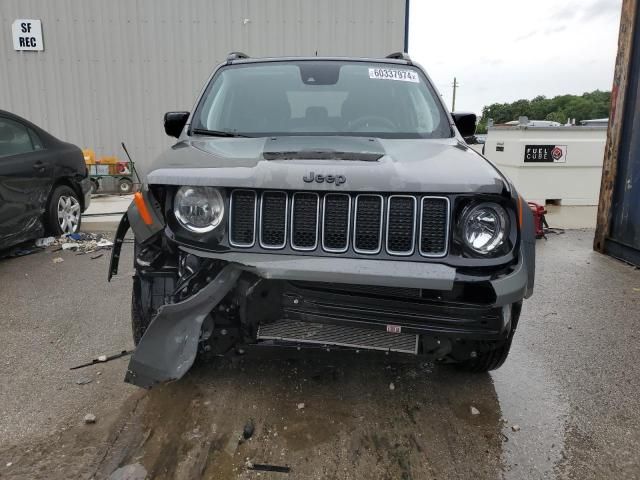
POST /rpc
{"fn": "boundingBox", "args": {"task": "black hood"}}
[146,136,509,194]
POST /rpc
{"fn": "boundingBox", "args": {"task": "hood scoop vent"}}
[263,149,382,161]
[262,136,385,162]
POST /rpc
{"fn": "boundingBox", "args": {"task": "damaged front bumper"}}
[125,264,241,388]
[179,247,529,308]
[110,193,531,388]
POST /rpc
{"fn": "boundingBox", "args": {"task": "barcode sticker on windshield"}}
[368,68,419,83]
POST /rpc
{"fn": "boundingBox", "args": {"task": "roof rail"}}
[226,52,250,63]
[385,52,411,62]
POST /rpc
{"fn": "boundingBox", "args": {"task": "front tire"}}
[457,301,522,372]
[45,185,82,236]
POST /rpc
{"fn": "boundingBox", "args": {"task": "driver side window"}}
[0,117,36,158]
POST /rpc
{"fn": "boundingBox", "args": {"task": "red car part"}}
[528,202,547,239]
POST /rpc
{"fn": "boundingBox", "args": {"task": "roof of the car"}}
[0,109,24,121]
[0,109,39,129]
[0,109,58,142]
[225,56,412,66]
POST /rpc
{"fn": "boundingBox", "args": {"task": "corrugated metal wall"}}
[606,4,640,266]
[0,0,406,175]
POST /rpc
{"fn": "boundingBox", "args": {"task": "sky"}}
[409,0,623,115]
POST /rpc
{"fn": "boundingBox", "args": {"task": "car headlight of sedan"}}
[460,202,509,255]
[174,186,224,233]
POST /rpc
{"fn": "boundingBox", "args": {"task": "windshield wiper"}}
[192,128,252,138]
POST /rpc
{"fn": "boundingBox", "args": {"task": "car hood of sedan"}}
[146,136,508,194]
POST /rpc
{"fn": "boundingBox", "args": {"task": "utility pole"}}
[452,77,459,111]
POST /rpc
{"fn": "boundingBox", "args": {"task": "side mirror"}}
[164,111,190,138]
[451,112,477,138]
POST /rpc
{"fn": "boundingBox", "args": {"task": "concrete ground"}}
[82,194,132,231]
[0,230,639,479]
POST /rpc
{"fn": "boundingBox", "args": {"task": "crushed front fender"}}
[125,264,242,388]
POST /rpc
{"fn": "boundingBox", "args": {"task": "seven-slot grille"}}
[229,190,449,257]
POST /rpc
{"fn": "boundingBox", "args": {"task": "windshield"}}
[192,61,452,139]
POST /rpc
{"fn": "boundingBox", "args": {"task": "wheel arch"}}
[49,176,86,210]
[42,180,83,236]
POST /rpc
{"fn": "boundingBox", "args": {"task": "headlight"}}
[460,202,509,255]
[174,186,224,233]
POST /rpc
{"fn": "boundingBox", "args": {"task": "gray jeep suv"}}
[109,53,535,388]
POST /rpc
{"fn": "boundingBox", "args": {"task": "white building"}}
[0,0,409,174]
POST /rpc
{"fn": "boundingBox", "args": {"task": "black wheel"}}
[45,185,82,236]
[457,302,522,372]
[118,178,133,194]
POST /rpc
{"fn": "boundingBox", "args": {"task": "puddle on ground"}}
[492,343,570,479]
[90,353,508,479]
[2,347,571,479]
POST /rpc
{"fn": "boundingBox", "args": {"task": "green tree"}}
[479,90,610,126]
[545,111,566,123]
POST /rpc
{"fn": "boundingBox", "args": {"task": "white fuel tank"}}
[483,126,607,206]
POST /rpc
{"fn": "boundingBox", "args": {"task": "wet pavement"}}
[0,229,639,479]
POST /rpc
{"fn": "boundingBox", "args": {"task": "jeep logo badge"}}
[302,172,346,186]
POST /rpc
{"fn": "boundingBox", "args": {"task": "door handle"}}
[33,161,48,170]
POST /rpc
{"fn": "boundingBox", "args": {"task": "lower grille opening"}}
[257,320,419,354]
[291,280,497,305]
[290,281,422,300]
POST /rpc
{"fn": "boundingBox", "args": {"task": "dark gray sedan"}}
[0,110,91,250]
